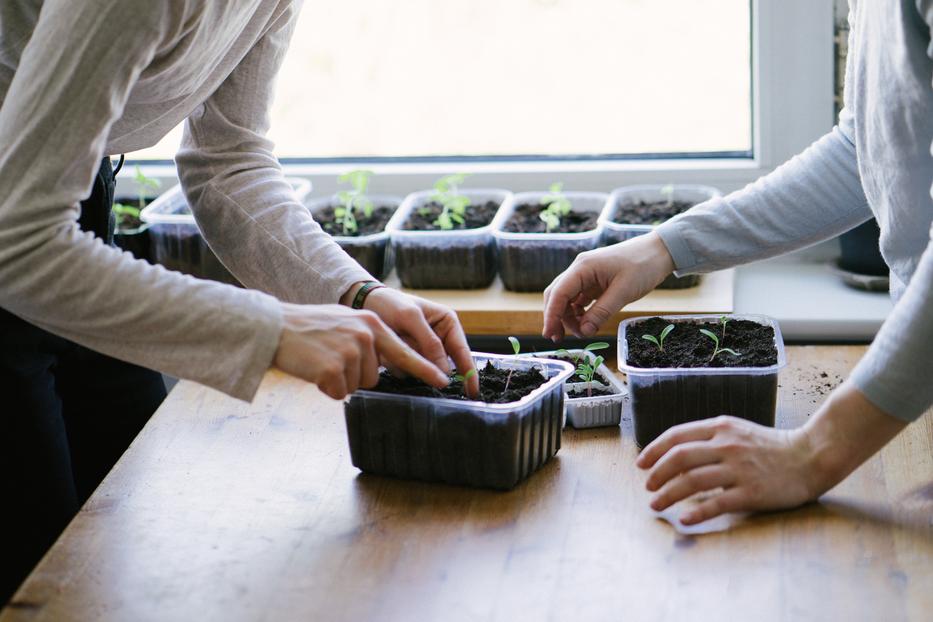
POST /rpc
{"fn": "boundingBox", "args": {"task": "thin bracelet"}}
[351,281,386,309]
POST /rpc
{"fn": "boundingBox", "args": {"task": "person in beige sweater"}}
[0,0,477,602]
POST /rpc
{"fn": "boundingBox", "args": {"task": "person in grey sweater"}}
[0,0,478,603]
[544,0,932,526]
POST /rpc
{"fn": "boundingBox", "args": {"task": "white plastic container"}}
[386,189,511,289]
[493,191,610,292]
[141,178,312,284]
[600,184,720,290]
[304,194,403,281]
[344,353,574,490]
[618,314,787,448]
[522,349,627,429]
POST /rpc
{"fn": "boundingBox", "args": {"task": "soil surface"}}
[612,199,696,225]
[503,203,599,234]
[626,316,777,369]
[315,204,396,237]
[402,200,499,231]
[369,360,546,404]
[568,386,617,398]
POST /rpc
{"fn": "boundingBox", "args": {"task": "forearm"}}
[800,382,907,496]
[177,6,371,305]
[657,123,873,274]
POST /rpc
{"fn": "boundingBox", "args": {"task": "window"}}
[135,0,752,162]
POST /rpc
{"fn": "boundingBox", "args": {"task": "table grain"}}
[3,346,931,622]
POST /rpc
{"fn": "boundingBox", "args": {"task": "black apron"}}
[0,157,167,605]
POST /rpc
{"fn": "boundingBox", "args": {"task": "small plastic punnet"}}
[344,353,574,490]
[386,189,511,289]
[493,191,610,292]
[304,194,402,281]
[618,314,787,448]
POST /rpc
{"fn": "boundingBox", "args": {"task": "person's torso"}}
[0,0,292,154]
[847,0,933,297]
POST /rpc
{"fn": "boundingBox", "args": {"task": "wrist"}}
[632,231,676,280]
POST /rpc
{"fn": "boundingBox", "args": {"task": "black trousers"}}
[0,159,166,605]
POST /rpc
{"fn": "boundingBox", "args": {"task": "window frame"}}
[125,0,836,198]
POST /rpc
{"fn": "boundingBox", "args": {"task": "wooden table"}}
[385,269,734,335]
[3,346,931,622]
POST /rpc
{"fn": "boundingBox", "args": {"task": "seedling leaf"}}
[508,336,521,356]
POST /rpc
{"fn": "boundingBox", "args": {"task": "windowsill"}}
[734,249,892,342]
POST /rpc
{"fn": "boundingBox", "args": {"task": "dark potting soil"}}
[567,386,617,398]
[502,203,599,234]
[370,360,546,404]
[314,204,396,237]
[612,200,696,225]
[402,201,500,231]
[626,317,777,369]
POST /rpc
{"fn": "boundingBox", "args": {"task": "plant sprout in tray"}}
[428,173,471,230]
[334,169,374,235]
[642,324,675,352]
[539,182,572,233]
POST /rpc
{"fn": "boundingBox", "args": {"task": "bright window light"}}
[134,0,752,161]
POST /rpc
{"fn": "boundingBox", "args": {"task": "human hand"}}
[635,382,907,526]
[635,416,818,525]
[359,288,479,398]
[542,232,675,341]
[273,302,450,400]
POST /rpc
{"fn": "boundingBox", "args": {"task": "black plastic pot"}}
[344,354,573,490]
[386,189,509,289]
[618,315,787,448]
[114,225,152,263]
[839,219,888,276]
[493,192,607,293]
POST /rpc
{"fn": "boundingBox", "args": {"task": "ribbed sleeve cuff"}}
[849,357,929,423]
[214,290,283,402]
[655,219,701,276]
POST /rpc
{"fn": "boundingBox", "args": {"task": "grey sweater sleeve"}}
[0,1,282,401]
[175,6,373,304]
[655,112,873,274]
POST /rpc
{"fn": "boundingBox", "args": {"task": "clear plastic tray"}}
[522,349,627,429]
[618,314,786,447]
[344,352,574,490]
[385,189,511,289]
[599,184,721,244]
[304,194,403,281]
[493,191,610,292]
[140,178,312,284]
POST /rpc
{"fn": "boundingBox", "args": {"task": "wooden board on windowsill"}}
[384,268,734,336]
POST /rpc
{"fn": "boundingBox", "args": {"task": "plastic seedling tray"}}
[140,178,312,284]
[305,194,402,280]
[618,314,786,448]
[599,185,721,289]
[521,349,627,429]
[386,189,510,289]
[344,353,574,490]
[493,191,609,292]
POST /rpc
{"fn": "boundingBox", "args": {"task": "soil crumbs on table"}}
[612,200,697,225]
[626,316,777,368]
[314,204,396,236]
[503,203,599,233]
[402,201,500,231]
[370,360,546,403]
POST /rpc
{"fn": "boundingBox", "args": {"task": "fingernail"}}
[581,322,596,336]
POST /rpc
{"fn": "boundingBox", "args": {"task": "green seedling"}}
[660,184,675,208]
[504,336,521,393]
[539,182,572,233]
[113,165,160,229]
[555,341,610,366]
[575,354,606,398]
[452,368,477,383]
[642,324,675,352]
[699,328,741,363]
[430,173,471,230]
[719,315,730,340]
[334,169,375,235]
